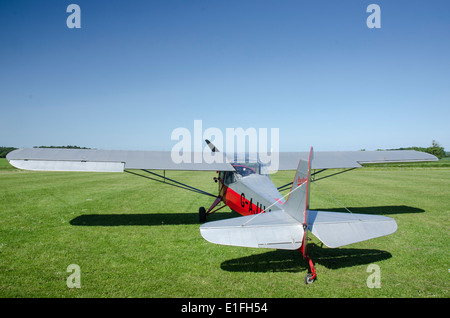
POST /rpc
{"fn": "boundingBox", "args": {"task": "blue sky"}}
[1,0,449,152]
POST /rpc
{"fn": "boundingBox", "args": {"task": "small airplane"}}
[7,142,437,283]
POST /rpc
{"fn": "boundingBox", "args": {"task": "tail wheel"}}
[199,207,206,223]
[304,273,316,284]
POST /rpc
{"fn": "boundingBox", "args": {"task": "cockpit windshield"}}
[232,163,257,177]
[220,162,268,186]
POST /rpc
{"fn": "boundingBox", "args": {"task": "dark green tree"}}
[0,147,17,158]
[426,140,445,159]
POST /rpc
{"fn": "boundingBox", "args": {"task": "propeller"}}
[205,139,220,153]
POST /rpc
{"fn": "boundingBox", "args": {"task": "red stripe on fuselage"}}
[222,185,267,216]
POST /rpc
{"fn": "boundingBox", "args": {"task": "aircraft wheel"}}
[199,207,206,223]
[304,273,316,284]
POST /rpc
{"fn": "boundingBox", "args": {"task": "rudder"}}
[284,147,313,224]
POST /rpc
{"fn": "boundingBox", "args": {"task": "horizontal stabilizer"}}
[200,211,304,250]
[307,211,398,248]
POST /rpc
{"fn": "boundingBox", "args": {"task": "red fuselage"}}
[215,164,277,216]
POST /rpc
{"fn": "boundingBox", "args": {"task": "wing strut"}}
[277,168,357,192]
[312,168,357,182]
[125,169,216,198]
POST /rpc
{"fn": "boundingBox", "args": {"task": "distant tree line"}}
[32,145,91,149]
[382,140,446,159]
[0,145,90,158]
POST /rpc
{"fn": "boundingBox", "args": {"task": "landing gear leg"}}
[199,196,224,223]
[303,254,317,284]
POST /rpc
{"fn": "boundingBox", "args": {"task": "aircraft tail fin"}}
[283,147,313,224]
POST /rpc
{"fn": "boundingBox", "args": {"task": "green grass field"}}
[0,158,449,298]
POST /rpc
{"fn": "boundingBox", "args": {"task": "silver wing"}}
[277,150,438,170]
[6,148,235,172]
[6,147,437,172]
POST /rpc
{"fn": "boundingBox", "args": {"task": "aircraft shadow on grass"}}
[69,211,235,226]
[71,213,200,226]
[220,245,392,273]
[69,205,424,227]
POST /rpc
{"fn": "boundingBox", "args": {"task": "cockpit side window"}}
[220,171,235,185]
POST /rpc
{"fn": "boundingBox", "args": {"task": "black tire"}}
[199,207,206,223]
